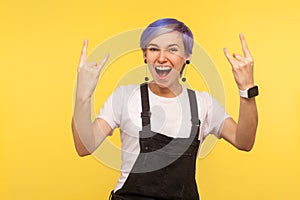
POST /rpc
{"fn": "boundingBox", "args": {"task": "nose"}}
[157,49,168,63]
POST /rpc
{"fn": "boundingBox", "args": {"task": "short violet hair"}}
[140,18,194,56]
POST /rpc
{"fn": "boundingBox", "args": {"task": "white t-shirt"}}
[96,84,230,191]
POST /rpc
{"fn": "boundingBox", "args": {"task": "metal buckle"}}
[141,111,151,118]
[191,119,201,127]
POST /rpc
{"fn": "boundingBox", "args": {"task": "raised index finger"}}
[239,33,252,59]
[79,39,88,66]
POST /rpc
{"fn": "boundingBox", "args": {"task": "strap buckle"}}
[141,111,151,118]
[191,119,201,127]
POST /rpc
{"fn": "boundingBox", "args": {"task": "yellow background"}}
[1,0,300,199]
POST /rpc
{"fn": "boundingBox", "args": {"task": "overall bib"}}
[110,83,201,200]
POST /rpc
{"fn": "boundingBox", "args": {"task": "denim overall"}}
[110,83,201,200]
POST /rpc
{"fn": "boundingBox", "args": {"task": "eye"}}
[148,47,159,52]
[169,48,178,52]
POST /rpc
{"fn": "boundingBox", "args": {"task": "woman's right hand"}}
[76,39,110,101]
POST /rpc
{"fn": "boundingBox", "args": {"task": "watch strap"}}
[239,88,248,98]
[239,85,258,98]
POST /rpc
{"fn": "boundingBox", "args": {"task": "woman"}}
[72,18,258,200]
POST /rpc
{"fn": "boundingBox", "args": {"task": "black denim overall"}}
[110,83,201,200]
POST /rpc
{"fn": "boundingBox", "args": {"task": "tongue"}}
[158,70,169,77]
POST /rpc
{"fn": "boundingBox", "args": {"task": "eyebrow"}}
[147,43,180,48]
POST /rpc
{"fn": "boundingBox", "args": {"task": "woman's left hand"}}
[223,33,254,90]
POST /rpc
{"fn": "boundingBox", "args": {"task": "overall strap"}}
[140,83,151,131]
[187,89,201,136]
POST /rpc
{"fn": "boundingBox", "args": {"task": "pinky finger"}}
[223,48,235,66]
[97,53,110,69]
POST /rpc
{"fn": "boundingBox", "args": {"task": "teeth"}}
[155,66,171,71]
[155,65,172,77]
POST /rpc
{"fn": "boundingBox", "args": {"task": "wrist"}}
[239,85,259,99]
[238,82,255,91]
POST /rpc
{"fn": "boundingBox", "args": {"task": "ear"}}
[186,54,192,62]
[142,49,147,60]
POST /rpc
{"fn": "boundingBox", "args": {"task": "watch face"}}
[248,85,259,98]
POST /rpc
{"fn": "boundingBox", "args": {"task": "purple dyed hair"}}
[140,18,194,56]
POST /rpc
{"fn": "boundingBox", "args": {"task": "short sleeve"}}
[197,92,231,140]
[95,86,124,131]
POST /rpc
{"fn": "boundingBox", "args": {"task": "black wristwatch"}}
[239,85,259,98]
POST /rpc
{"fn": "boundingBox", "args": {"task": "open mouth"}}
[155,66,172,78]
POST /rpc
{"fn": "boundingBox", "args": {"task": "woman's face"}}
[144,31,189,88]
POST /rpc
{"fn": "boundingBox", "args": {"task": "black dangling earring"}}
[144,59,149,82]
[181,60,190,82]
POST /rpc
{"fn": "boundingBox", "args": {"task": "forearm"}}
[235,97,258,151]
[72,97,95,156]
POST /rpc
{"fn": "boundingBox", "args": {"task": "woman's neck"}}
[149,81,182,98]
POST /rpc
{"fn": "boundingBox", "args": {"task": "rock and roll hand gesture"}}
[76,39,110,101]
[223,33,254,91]
[220,33,258,152]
